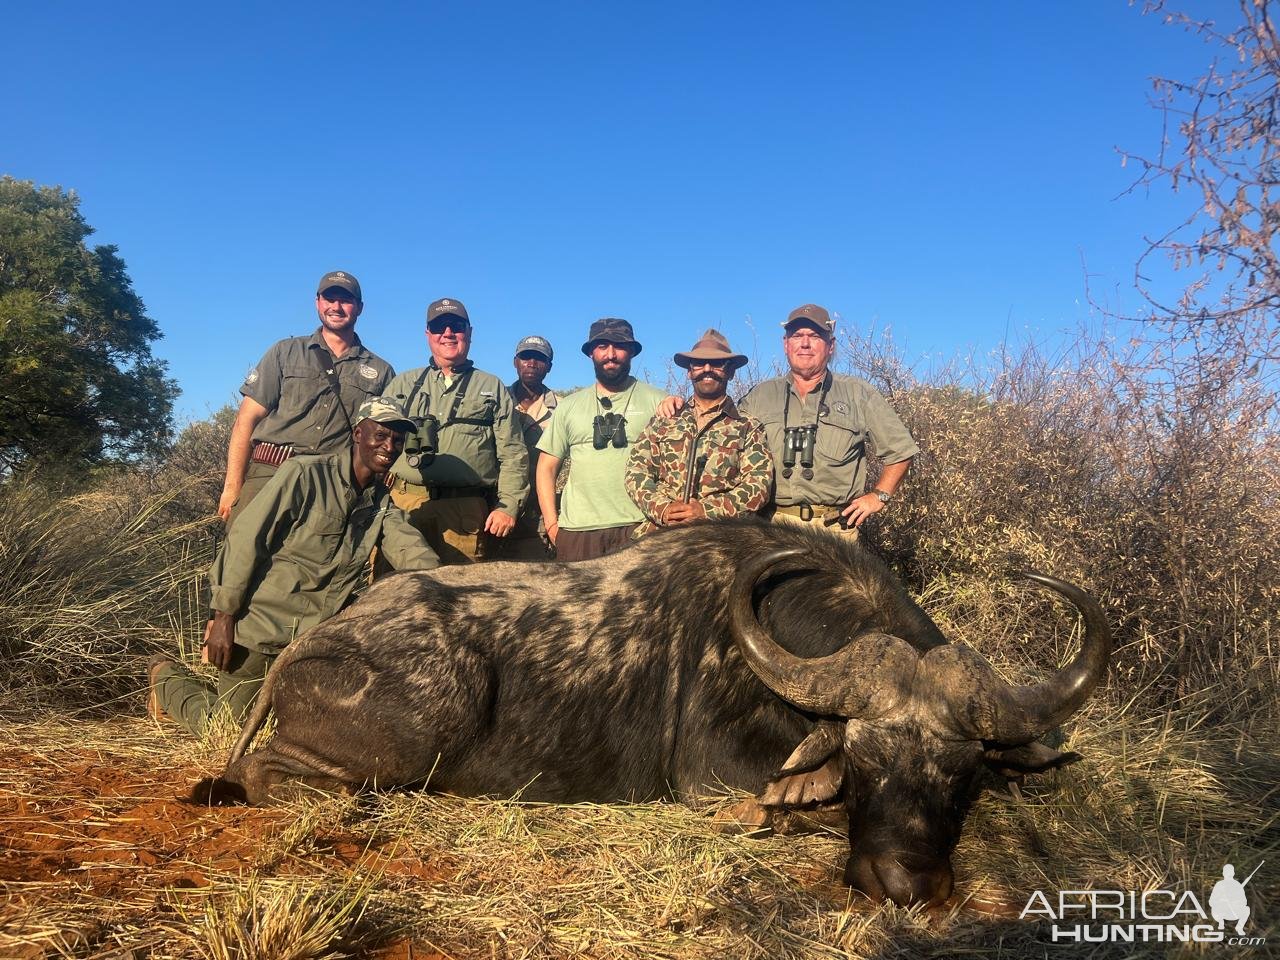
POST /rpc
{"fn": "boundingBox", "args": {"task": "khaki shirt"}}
[509,382,558,536]
[738,372,919,508]
[241,329,395,454]
[384,360,530,518]
[209,452,439,653]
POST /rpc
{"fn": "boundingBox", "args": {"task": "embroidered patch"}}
[833,401,849,415]
[244,368,260,385]
[359,364,379,380]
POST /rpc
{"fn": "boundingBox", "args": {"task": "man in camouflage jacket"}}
[625,330,772,537]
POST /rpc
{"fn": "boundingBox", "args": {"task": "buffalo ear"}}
[760,721,845,809]
[777,720,844,777]
[983,740,1082,778]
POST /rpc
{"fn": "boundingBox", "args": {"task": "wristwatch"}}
[871,488,893,504]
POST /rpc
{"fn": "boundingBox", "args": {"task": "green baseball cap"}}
[317,270,362,301]
[355,396,416,432]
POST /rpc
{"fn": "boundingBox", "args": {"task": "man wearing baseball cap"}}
[625,330,773,537]
[216,270,396,526]
[535,318,667,560]
[496,335,559,559]
[382,298,529,564]
[149,397,438,735]
[737,304,918,535]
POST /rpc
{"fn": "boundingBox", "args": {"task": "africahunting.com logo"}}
[1021,862,1266,946]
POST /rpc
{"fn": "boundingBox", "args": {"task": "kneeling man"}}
[148,397,439,735]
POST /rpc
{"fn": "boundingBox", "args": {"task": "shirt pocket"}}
[700,437,744,486]
[815,415,862,467]
[305,511,349,568]
[279,363,327,419]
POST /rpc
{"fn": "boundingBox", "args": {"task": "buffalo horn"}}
[984,571,1112,743]
[728,548,919,718]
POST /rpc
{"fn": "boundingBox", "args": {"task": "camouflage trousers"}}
[153,644,277,737]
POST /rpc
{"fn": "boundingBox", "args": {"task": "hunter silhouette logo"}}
[1211,862,1261,935]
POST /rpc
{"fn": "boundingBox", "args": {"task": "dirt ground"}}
[0,723,453,958]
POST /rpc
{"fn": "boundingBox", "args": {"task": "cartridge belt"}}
[250,441,295,467]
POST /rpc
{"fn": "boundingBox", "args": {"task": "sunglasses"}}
[689,359,730,370]
[428,318,469,335]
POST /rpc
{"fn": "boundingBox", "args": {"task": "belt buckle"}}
[799,503,813,522]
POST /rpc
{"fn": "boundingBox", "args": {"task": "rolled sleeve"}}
[378,505,441,571]
[491,388,530,517]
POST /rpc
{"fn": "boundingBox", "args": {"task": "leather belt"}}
[393,477,490,500]
[250,441,294,467]
[772,503,842,523]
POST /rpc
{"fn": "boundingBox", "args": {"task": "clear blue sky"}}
[4,1,1217,422]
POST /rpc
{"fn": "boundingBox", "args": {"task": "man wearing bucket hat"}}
[737,304,918,535]
[383,298,529,565]
[217,270,396,526]
[624,330,773,537]
[495,335,559,560]
[535,319,666,561]
[148,397,439,736]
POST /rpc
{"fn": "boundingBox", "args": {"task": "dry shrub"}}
[846,322,1280,722]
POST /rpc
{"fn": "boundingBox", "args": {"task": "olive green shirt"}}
[509,382,558,536]
[209,452,439,654]
[385,360,530,518]
[738,372,919,508]
[241,329,395,454]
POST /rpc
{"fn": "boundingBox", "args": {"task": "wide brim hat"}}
[674,328,748,371]
[581,317,643,356]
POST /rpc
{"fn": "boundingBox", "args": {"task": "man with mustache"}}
[624,330,772,537]
[383,298,529,564]
[148,397,438,735]
[217,271,395,526]
[738,304,918,535]
[535,319,666,561]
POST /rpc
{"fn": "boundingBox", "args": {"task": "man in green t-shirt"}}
[535,319,665,561]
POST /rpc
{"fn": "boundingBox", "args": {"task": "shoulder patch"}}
[244,367,260,385]
[359,364,379,380]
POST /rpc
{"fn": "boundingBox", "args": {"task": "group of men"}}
[147,270,919,736]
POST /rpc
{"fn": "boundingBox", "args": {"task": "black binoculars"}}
[782,425,816,471]
[403,414,440,468]
[592,412,628,449]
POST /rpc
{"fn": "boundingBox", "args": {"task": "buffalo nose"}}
[846,851,953,906]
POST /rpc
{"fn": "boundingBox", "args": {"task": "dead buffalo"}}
[196,518,1110,906]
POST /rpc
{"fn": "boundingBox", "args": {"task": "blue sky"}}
[4,2,1218,421]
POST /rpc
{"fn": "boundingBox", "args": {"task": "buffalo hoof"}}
[712,798,774,835]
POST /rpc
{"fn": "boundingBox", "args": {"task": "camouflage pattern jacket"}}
[624,397,773,538]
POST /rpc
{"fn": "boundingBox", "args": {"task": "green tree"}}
[0,176,177,472]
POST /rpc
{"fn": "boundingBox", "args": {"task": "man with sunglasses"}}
[737,304,918,535]
[624,330,772,537]
[217,270,395,526]
[383,298,528,564]
[535,318,666,561]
